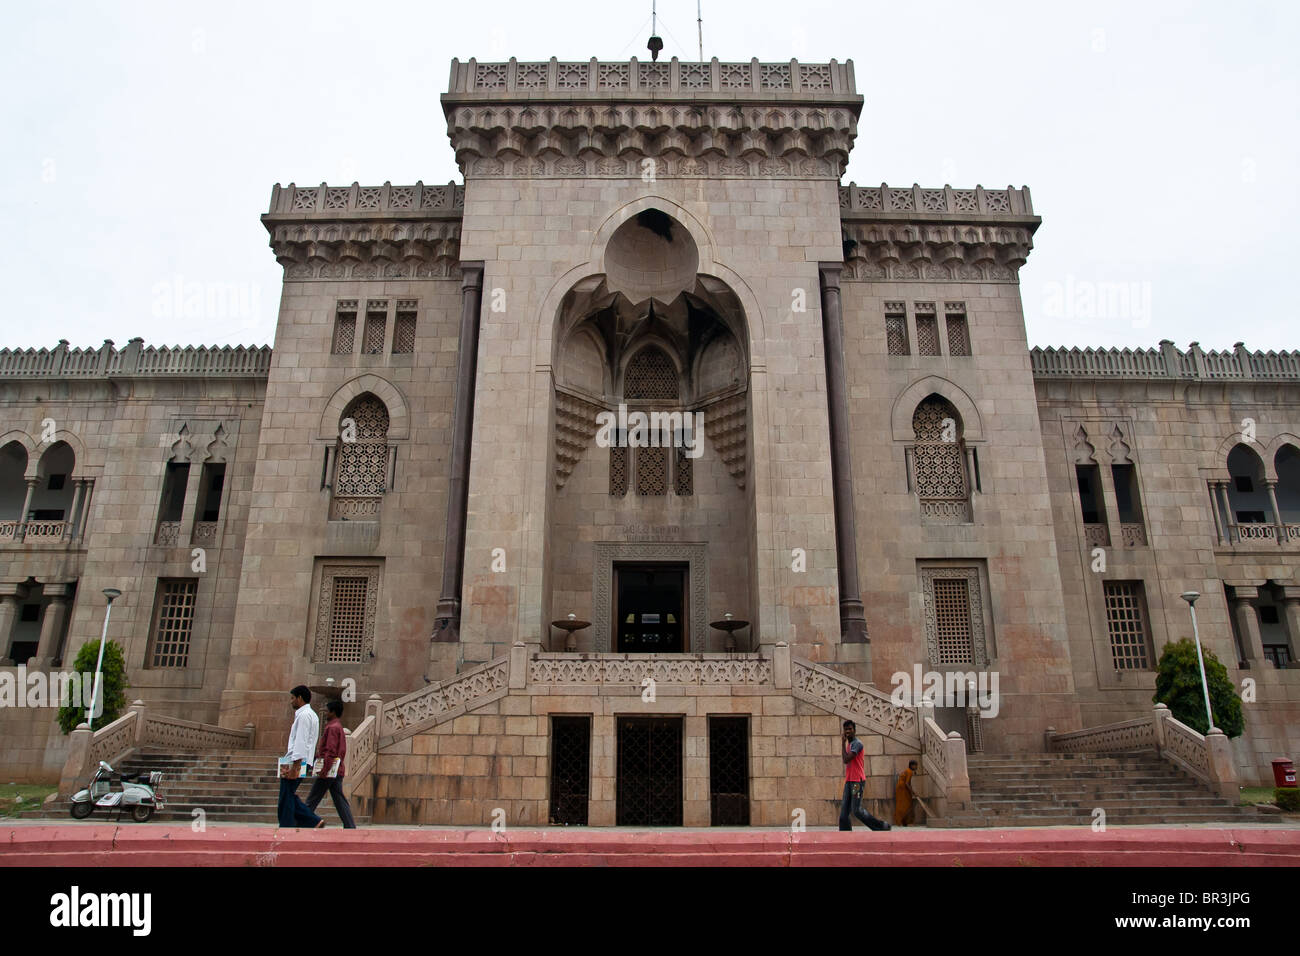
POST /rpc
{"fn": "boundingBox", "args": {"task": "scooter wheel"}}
[131,805,155,823]
[70,802,93,819]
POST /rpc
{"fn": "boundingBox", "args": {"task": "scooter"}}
[69,760,164,822]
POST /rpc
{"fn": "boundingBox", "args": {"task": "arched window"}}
[332,394,391,519]
[612,345,693,497]
[911,396,971,523]
[625,347,679,401]
[1226,444,1273,541]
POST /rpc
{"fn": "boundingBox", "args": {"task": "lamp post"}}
[1179,591,1216,733]
[87,588,121,729]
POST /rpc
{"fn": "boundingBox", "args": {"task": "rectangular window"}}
[363,301,387,354]
[1112,464,1143,523]
[932,577,973,664]
[1104,581,1151,670]
[393,301,417,354]
[915,312,940,356]
[332,301,357,355]
[312,563,381,663]
[708,716,750,826]
[148,579,197,668]
[197,463,225,522]
[1076,464,1103,524]
[885,302,908,355]
[945,312,971,356]
[158,461,190,522]
[919,564,990,667]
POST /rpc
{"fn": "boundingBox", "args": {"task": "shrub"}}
[57,640,129,733]
[1276,787,1300,813]
[1152,637,1244,738]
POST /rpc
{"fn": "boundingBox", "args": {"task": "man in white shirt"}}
[277,685,323,829]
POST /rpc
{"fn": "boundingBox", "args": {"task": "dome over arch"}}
[603,208,700,306]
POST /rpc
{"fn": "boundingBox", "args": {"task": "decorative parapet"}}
[342,709,377,802]
[262,182,463,279]
[1031,341,1300,382]
[140,713,256,752]
[527,652,772,685]
[379,656,510,746]
[442,58,862,180]
[840,184,1039,282]
[447,57,857,97]
[790,657,919,747]
[1047,715,1155,754]
[0,339,272,381]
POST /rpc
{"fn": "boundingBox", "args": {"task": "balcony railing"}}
[330,497,380,520]
[1119,523,1147,548]
[1083,523,1110,547]
[155,521,182,546]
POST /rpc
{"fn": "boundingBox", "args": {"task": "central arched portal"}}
[545,208,756,652]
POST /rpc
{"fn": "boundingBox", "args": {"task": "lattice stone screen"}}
[625,348,679,400]
[946,314,971,356]
[363,306,386,354]
[637,446,667,495]
[313,564,381,663]
[674,446,693,496]
[393,302,416,354]
[333,396,390,519]
[332,302,357,355]
[610,445,628,496]
[920,567,989,667]
[886,314,909,355]
[1104,581,1151,670]
[912,397,970,522]
[148,578,197,668]
[916,314,940,356]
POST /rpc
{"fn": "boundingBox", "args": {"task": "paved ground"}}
[4,823,1300,866]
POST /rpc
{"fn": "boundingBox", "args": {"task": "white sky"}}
[2,0,1296,350]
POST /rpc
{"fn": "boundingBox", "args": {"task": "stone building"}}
[1,56,1296,826]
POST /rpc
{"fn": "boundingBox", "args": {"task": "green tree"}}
[57,640,129,733]
[1153,637,1244,738]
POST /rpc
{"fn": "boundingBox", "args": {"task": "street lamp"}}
[1179,591,1216,733]
[87,588,121,729]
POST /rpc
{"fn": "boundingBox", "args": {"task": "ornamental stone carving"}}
[842,220,1036,283]
[528,654,771,686]
[791,658,920,747]
[380,657,510,743]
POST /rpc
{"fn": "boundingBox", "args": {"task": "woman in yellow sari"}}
[895,760,919,825]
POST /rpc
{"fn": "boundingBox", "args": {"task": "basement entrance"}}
[616,716,683,826]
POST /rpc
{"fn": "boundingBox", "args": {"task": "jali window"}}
[313,563,381,663]
[911,396,971,523]
[332,395,390,519]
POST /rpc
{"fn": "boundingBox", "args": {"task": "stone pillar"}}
[943,730,970,809]
[1205,728,1239,800]
[0,586,23,665]
[817,263,869,647]
[127,699,148,745]
[1265,479,1286,546]
[63,479,85,542]
[1098,464,1124,544]
[16,477,38,540]
[59,722,93,796]
[1230,586,1266,664]
[29,584,71,668]
[77,478,96,545]
[1206,481,1225,545]
[771,641,791,689]
[509,641,528,689]
[1215,481,1236,544]
[1279,588,1300,663]
[433,262,485,644]
[364,693,383,727]
[1152,702,1170,750]
[181,457,206,546]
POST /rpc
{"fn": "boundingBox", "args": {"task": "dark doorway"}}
[616,716,683,826]
[549,716,591,825]
[708,716,750,826]
[615,563,686,652]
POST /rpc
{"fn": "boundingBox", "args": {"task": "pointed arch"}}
[890,376,983,442]
[318,375,409,440]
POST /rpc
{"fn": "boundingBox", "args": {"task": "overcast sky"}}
[2,0,1295,351]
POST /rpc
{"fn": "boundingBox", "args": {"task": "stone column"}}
[0,586,23,665]
[16,477,38,540]
[1205,728,1239,800]
[817,263,869,647]
[1214,481,1235,544]
[433,262,485,643]
[1098,464,1123,545]
[181,457,206,546]
[63,479,85,542]
[77,478,96,545]
[1230,585,1266,664]
[1279,587,1300,665]
[1206,480,1225,545]
[1265,479,1286,546]
[29,584,71,669]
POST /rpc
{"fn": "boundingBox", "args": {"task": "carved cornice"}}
[444,103,858,179]
[841,219,1037,283]
[265,220,462,280]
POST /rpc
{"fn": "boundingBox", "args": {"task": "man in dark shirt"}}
[304,699,357,828]
[839,720,890,831]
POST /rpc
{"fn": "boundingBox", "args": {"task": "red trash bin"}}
[1272,758,1296,787]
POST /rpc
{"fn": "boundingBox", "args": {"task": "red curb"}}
[3,825,1298,867]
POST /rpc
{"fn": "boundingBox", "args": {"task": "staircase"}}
[932,752,1264,828]
[34,749,370,827]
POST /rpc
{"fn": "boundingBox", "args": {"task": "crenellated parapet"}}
[840,183,1040,282]
[261,181,464,280]
[0,338,272,379]
[441,57,863,180]
[1032,341,1300,381]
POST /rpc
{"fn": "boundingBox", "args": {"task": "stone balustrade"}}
[789,656,919,747]
[0,338,272,381]
[839,183,1036,218]
[1032,340,1300,382]
[342,697,381,803]
[1046,703,1238,799]
[448,57,856,96]
[265,181,464,219]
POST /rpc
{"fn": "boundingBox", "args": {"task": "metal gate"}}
[549,716,591,825]
[616,716,683,826]
[708,716,750,826]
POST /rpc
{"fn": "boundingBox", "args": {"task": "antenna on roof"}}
[647,0,663,61]
[697,0,703,62]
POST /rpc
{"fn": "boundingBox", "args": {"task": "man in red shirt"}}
[304,699,357,828]
[839,720,890,831]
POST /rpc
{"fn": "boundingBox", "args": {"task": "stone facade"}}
[1,57,1298,822]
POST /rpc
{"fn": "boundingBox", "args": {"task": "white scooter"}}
[69,761,164,822]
